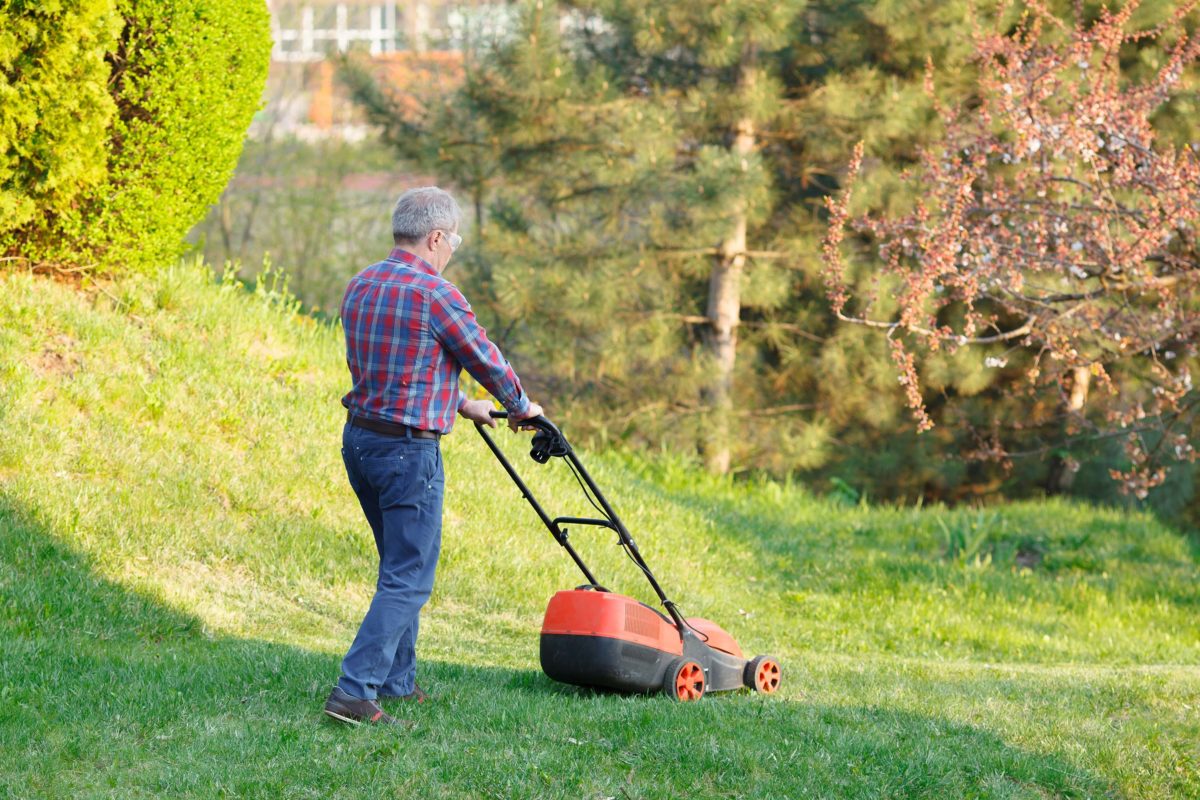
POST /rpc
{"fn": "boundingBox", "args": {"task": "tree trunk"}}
[1047,365,1091,493]
[700,48,756,474]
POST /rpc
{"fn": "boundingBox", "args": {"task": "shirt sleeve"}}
[431,283,531,416]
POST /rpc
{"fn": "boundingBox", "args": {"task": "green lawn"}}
[0,264,1197,798]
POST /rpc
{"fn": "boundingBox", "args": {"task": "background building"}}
[259,0,510,140]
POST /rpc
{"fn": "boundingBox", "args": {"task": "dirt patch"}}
[247,336,294,363]
[25,261,90,287]
[1014,547,1044,569]
[30,334,82,379]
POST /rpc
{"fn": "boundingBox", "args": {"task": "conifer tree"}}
[489,0,996,476]
[344,0,994,477]
[347,0,1195,509]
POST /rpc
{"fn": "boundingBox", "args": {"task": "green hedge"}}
[0,0,121,238]
[1,0,270,275]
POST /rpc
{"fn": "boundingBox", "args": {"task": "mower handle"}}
[487,409,561,437]
[474,407,685,629]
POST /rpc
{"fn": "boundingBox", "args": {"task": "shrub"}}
[0,0,121,238]
[1,0,270,275]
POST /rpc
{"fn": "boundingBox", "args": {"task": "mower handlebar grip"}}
[484,410,560,437]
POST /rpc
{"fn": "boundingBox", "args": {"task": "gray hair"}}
[391,187,462,243]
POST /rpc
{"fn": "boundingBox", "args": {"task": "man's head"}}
[391,187,463,273]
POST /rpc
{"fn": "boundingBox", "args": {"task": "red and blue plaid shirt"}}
[340,248,530,433]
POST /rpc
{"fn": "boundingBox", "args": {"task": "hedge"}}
[0,0,121,239]
[0,0,270,275]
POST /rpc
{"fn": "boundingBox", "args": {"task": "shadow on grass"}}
[0,497,1114,799]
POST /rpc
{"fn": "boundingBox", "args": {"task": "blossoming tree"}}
[823,0,1200,497]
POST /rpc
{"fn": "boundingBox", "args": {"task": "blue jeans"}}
[337,423,445,700]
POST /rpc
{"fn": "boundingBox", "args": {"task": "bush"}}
[1,0,270,275]
[0,0,121,237]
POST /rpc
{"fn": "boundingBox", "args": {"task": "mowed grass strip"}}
[0,264,1197,799]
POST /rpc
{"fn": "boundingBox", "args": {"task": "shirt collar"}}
[385,247,439,277]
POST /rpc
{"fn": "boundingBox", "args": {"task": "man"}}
[324,187,542,726]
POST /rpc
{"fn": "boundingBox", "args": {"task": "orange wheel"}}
[744,655,781,694]
[663,658,706,702]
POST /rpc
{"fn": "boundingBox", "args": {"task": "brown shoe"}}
[323,686,409,726]
[381,683,430,704]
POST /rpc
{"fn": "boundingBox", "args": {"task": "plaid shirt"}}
[340,248,530,433]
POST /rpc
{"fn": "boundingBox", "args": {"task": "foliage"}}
[342,0,945,474]
[1,264,1198,796]
[0,0,121,239]
[825,0,1200,499]
[335,0,1200,515]
[1,0,270,275]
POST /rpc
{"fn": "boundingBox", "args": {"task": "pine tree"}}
[344,0,1195,510]
[548,0,993,474]
[343,0,994,477]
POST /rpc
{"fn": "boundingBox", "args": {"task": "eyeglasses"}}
[438,230,462,252]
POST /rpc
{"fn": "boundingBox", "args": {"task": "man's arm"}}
[431,283,537,421]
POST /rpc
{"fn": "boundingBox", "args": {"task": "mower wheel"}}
[744,655,782,694]
[663,658,706,702]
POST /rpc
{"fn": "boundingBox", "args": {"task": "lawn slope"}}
[1,264,1197,799]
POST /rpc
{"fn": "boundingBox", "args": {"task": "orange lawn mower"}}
[475,412,781,702]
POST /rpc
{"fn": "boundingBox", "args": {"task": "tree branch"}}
[835,312,1035,344]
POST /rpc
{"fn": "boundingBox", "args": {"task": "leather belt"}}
[347,411,441,440]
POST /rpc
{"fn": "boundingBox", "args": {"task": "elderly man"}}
[324,187,542,726]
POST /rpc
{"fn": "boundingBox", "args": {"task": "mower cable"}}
[562,459,657,582]
[564,457,611,524]
[562,456,650,578]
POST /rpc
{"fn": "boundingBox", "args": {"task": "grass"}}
[0,262,1197,798]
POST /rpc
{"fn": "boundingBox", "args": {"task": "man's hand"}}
[509,401,544,432]
[459,398,499,427]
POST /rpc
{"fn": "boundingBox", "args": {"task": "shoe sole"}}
[323,707,362,726]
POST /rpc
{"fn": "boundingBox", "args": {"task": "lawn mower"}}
[475,412,781,702]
